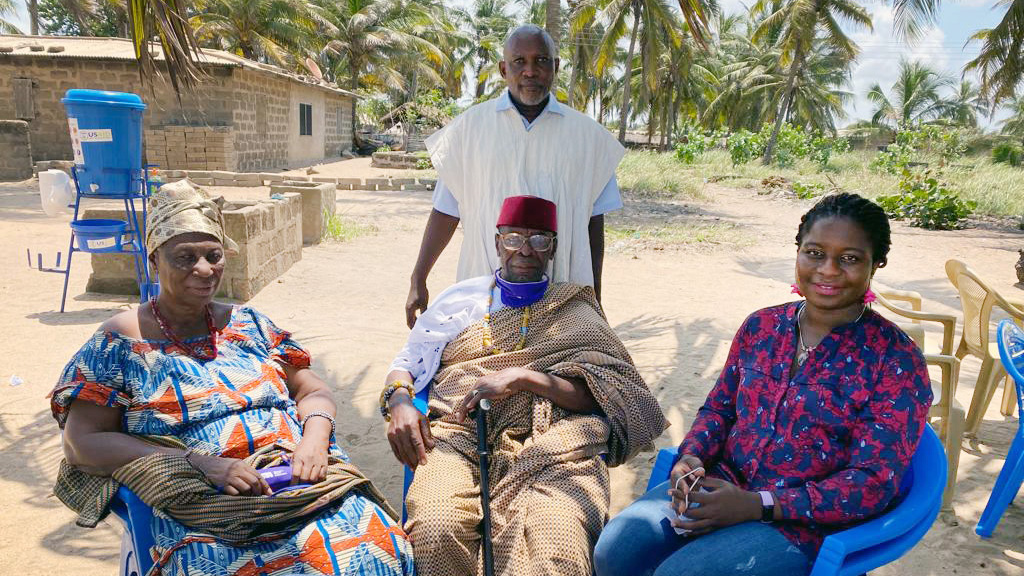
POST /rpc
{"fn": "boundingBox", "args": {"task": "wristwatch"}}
[758,490,775,523]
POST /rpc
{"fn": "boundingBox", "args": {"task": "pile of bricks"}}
[371,151,428,169]
[145,126,236,171]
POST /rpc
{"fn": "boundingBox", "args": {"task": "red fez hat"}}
[496,195,557,233]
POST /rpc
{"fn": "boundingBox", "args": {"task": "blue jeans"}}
[594,481,812,576]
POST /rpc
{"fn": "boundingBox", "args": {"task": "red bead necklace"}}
[150,298,219,360]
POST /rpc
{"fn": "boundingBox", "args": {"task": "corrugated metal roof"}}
[0,35,357,98]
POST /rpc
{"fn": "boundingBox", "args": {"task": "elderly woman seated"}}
[51,181,414,576]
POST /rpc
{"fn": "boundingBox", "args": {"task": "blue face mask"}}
[495,269,549,308]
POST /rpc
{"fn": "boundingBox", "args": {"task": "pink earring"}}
[863,288,876,304]
[790,284,803,297]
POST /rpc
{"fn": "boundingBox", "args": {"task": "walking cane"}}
[475,398,496,576]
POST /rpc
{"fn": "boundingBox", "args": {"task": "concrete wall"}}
[0,119,32,180]
[0,57,235,161]
[269,181,336,244]
[0,56,354,170]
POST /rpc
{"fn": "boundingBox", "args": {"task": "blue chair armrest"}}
[809,426,946,576]
[110,486,157,576]
[646,448,680,493]
[412,385,429,416]
[401,385,431,523]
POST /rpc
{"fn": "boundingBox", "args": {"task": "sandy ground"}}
[2,157,1024,575]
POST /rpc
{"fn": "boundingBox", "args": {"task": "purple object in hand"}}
[259,465,293,492]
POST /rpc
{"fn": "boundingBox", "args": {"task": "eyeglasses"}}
[674,466,705,511]
[498,232,555,253]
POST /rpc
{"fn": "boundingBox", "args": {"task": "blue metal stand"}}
[30,165,156,312]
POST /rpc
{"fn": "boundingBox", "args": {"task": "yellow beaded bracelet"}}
[379,380,416,421]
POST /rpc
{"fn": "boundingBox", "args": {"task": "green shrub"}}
[375,145,391,153]
[792,181,827,199]
[992,142,1023,167]
[759,123,811,167]
[726,130,764,166]
[674,124,710,164]
[937,129,967,166]
[876,169,976,230]
[324,212,378,242]
[871,143,915,175]
[808,134,850,171]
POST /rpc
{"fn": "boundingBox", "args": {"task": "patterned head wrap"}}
[145,179,238,254]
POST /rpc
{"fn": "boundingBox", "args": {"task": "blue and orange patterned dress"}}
[52,306,414,576]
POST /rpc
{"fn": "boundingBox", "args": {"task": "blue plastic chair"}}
[400,386,431,523]
[976,319,1024,538]
[109,486,156,576]
[646,425,946,576]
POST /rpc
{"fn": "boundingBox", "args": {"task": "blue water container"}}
[70,218,128,253]
[61,89,146,196]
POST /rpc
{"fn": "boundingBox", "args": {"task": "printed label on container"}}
[67,118,84,165]
[79,129,113,143]
[86,237,117,250]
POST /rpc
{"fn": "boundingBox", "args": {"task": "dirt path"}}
[2,177,1023,575]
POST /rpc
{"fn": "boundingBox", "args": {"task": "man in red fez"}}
[381,196,666,576]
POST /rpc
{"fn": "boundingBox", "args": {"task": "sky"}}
[5,0,1010,128]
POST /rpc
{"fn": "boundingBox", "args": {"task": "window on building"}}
[299,103,313,136]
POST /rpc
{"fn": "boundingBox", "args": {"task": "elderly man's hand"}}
[291,437,329,485]
[453,367,529,422]
[387,399,435,469]
[189,454,272,496]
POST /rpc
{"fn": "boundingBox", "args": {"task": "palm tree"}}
[126,0,205,93]
[964,0,1024,106]
[411,1,469,100]
[939,80,987,127]
[316,0,442,128]
[753,0,871,163]
[866,59,951,128]
[699,12,785,131]
[590,0,686,144]
[1,0,22,33]
[464,0,517,99]
[546,0,561,45]
[190,0,320,65]
[1000,96,1024,141]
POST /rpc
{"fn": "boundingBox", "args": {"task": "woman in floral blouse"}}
[594,193,933,576]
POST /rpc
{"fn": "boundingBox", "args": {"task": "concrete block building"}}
[0,35,356,174]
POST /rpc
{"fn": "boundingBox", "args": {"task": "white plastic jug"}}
[40,169,74,217]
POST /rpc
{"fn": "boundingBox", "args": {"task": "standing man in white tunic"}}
[405,24,626,328]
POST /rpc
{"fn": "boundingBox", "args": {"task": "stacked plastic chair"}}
[976,319,1024,538]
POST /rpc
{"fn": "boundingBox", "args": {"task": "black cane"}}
[475,398,495,576]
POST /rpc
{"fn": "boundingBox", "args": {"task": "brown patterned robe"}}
[404,283,667,576]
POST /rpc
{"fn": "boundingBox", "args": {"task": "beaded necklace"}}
[150,298,219,360]
[482,283,531,354]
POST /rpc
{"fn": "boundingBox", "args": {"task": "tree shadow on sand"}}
[0,411,120,563]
